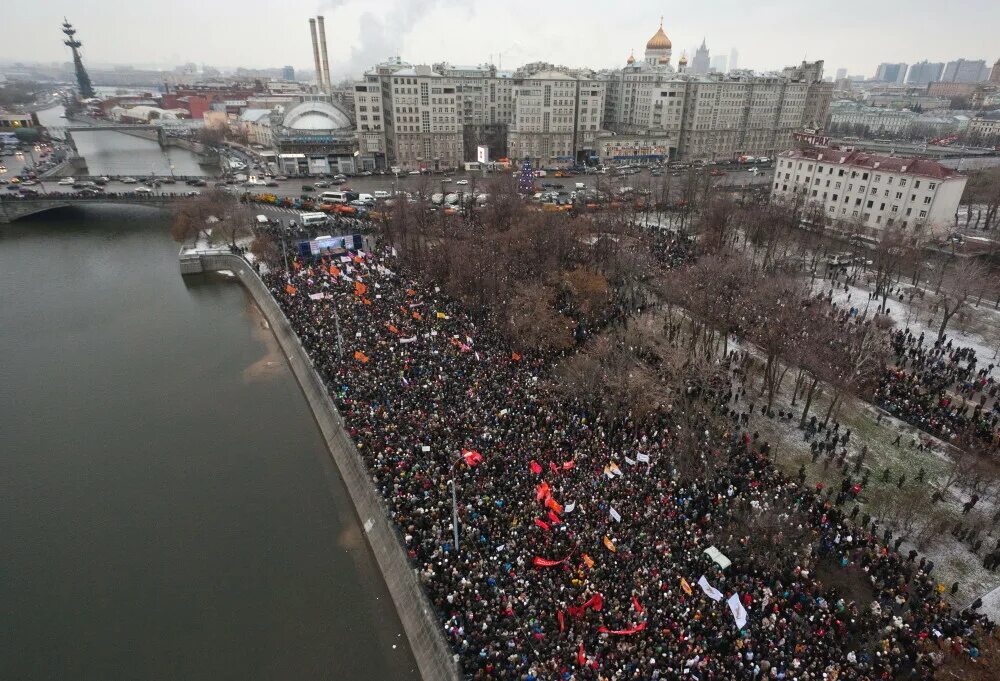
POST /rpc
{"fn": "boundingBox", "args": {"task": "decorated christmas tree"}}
[517,157,535,194]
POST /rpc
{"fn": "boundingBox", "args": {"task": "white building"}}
[236,108,274,147]
[772,148,967,235]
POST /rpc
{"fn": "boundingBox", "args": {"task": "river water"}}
[0,206,419,680]
[35,105,211,177]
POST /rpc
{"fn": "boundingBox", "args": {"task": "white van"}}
[575,182,586,190]
[300,212,329,227]
[320,191,348,204]
[357,193,375,205]
[255,214,270,225]
[373,190,391,199]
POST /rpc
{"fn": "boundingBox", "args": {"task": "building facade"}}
[906,61,944,86]
[875,63,908,84]
[771,148,967,234]
[968,111,1000,143]
[349,20,830,168]
[942,59,989,83]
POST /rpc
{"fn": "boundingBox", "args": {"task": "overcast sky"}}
[4,0,998,80]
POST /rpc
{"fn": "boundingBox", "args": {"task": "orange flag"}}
[602,536,616,553]
[412,312,422,321]
[284,284,297,295]
[354,281,368,296]
[545,496,564,515]
[353,351,369,363]
[386,324,400,334]
[362,298,372,305]
[406,289,417,296]
[680,577,693,596]
[581,554,595,569]
[511,352,522,361]
[329,265,341,277]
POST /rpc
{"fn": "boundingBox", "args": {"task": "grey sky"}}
[4,0,997,80]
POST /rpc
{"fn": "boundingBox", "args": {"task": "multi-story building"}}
[968,111,1000,143]
[875,63,908,84]
[771,148,967,234]
[991,59,1000,85]
[281,65,295,81]
[690,39,710,76]
[350,20,830,168]
[942,59,989,83]
[598,23,830,163]
[507,71,605,167]
[906,61,944,86]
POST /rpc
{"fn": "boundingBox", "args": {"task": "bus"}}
[300,212,330,228]
[320,191,349,204]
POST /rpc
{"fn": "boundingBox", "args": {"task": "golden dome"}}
[626,52,635,65]
[646,21,672,50]
[679,54,688,65]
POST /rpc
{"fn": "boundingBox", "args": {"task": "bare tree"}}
[935,261,987,340]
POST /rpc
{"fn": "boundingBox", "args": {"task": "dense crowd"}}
[258,239,993,679]
[875,328,1000,449]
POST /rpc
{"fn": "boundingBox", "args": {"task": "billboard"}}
[476,145,489,164]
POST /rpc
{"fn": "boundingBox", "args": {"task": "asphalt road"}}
[6,162,772,202]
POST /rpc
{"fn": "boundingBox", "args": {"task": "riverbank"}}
[187,252,459,681]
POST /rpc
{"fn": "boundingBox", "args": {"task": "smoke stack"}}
[317,15,332,92]
[308,18,323,90]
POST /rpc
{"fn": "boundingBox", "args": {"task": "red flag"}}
[532,555,568,568]
[582,593,604,612]
[461,449,483,466]
[598,621,647,635]
[545,496,564,515]
[535,481,550,502]
[511,352,522,361]
[562,460,576,470]
[534,518,551,531]
[577,642,586,667]
[632,595,644,614]
[529,460,543,475]
[567,605,585,619]
[557,611,565,633]
[547,510,561,525]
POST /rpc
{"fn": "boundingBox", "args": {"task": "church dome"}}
[646,23,671,50]
[679,54,688,66]
[626,52,635,65]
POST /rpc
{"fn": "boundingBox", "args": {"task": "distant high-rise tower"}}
[729,48,739,72]
[282,65,295,81]
[691,39,710,75]
[61,18,95,99]
[991,59,1000,84]
[711,55,728,73]
[835,68,847,81]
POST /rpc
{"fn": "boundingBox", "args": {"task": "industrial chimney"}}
[308,18,323,90]
[317,15,332,92]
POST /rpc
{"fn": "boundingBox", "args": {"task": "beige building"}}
[772,148,967,235]
[506,71,606,167]
[600,22,831,162]
[968,111,1000,143]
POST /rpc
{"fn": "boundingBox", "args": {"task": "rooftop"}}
[780,148,962,180]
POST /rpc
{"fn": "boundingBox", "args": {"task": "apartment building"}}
[771,148,967,234]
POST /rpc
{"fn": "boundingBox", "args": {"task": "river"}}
[0,206,419,680]
[36,104,211,177]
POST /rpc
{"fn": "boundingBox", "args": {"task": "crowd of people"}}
[260,239,992,679]
[875,328,1000,449]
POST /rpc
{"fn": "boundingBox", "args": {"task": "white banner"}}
[609,507,622,523]
[636,453,650,463]
[563,502,576,513]
[727,593,748,629]
[697,575,724,602]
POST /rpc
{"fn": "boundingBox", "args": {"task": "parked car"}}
[313,181,330,188]
[121,177,138,184]
[135,186,153,194]
[302,185,314,192]
[455,179,469,185]
[58,177,75,186]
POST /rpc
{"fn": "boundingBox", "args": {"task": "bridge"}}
[0,195,186,223]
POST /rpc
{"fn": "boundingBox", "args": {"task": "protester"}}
[258,238,991,679]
